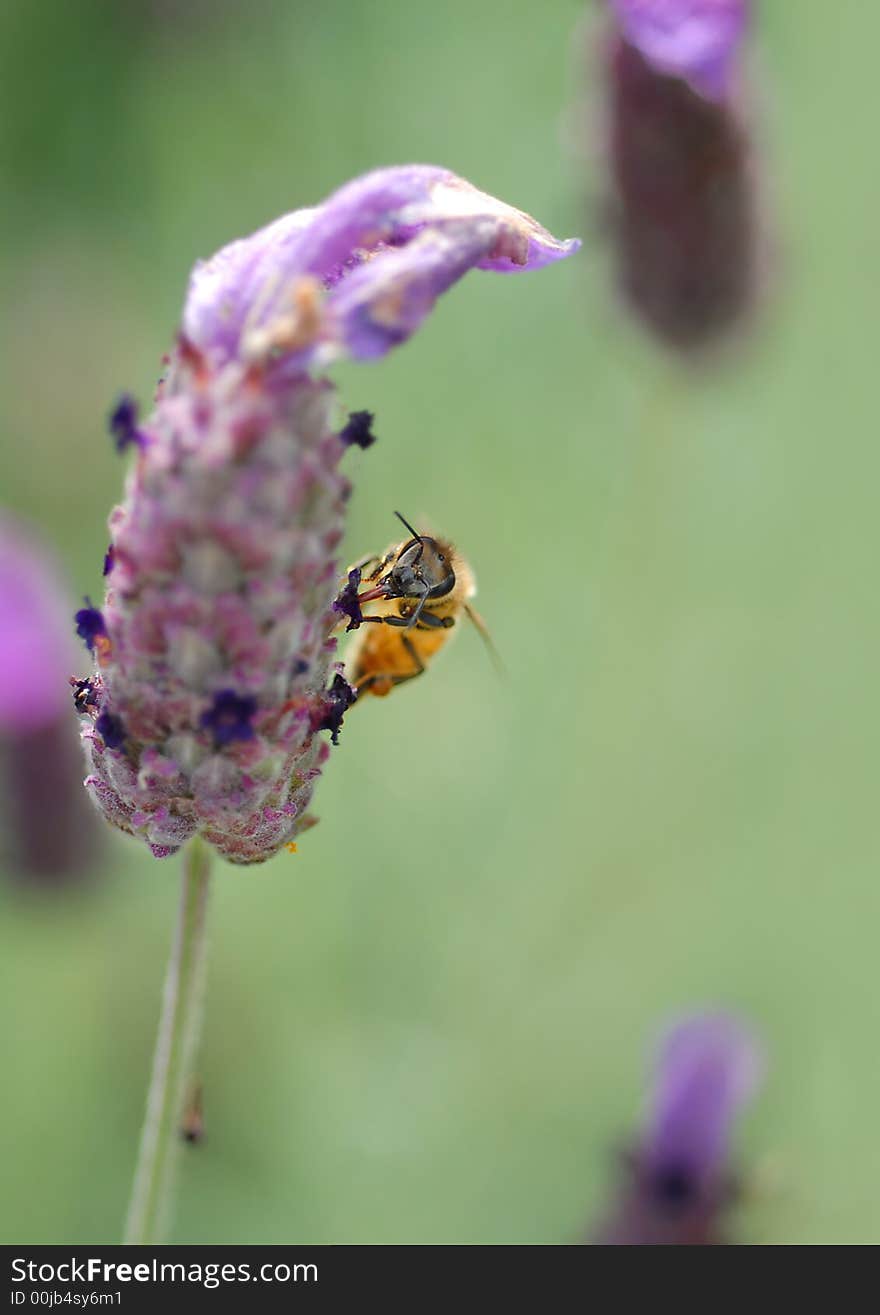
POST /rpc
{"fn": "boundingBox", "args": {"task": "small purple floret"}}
[339,411,378,449]
[95,710,127,749]
[103,545,115,576]
[200,689,258,746]
[108,393,145,453]
[74,599,106,652]
[333,568,365,632]
[313,673,358,746]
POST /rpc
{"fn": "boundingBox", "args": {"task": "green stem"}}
[124,836,212,1244]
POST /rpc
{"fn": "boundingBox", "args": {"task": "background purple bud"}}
[610,0,749,101]
[599,0,761,354]
[648,1012,762,1180]
[1,520,76,734]
[0,515,100,884]
[596,1012,762,1245]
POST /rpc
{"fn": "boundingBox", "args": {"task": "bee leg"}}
[413,612,455,630]
[355,637,425,695]
[398,637,425,682]
[362,613,454,631]
[358,614,421,629]
[355,548,399,583]
[350,554,383,579]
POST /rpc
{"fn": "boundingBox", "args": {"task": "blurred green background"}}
[1,0,877,1244]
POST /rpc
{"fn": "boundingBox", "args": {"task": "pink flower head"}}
[610,0,749,101]
[79,166,578,864]
[597,1013,763,1244]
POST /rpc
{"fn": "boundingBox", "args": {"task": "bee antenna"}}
[394,510,422,543]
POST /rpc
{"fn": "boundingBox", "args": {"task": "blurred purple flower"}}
[597,1013,762,1244]
[598,0,760,353]
[610,0,748,101]
[79,165,578,864]
[1,521,74,735]
[0,516,99,882]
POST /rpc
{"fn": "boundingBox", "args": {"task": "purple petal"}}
[284,164,452,281]
[182,165,580,367]
[610,0,748,100]
[646,1013,762,1181]
[183,206,319,363]
[325,218,500,360]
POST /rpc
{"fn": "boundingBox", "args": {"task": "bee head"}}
[382,514,455,601]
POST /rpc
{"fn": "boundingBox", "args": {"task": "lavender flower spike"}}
[597,1013,762,1244]
[80,166,578,864]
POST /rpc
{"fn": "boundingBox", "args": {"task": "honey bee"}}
[336,512,496,698]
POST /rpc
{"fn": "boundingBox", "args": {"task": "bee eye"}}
[438,554,445,563]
